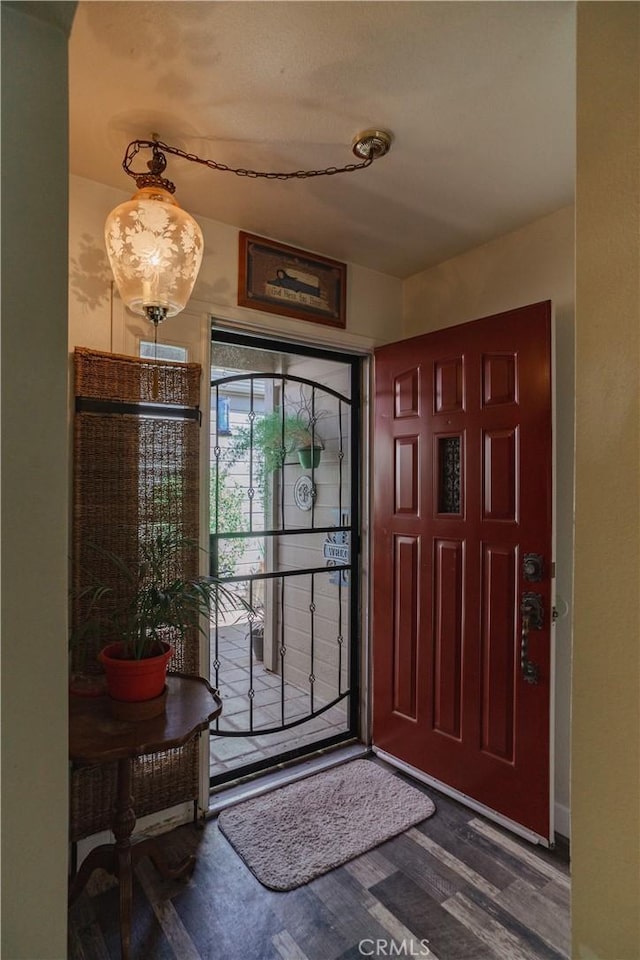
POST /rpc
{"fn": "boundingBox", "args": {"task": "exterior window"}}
[140,342,188,363]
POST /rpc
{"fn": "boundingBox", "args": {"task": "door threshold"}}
[206,742,371,817]
[373,747,551,847]
[208,741,368,817]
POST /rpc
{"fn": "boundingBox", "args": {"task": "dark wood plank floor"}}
[69,760,570,960]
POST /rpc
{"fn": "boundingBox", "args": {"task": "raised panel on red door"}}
[373,301,552,840]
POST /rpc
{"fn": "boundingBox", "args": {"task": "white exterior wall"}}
[276,356,353,706]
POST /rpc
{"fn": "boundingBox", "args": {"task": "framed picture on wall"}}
[238,231,347,329]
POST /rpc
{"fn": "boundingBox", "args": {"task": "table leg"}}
[112,757,136,960]
[68,758,137,959]
[117,846,133,960]
[132,836,196,881]
[68,843,117,904]
[70,759,202,958]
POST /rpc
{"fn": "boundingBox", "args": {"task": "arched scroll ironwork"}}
[208,353,360,773]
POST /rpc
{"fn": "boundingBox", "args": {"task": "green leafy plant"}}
[221,403,326,495]
[253,411,321,464]
[210,473,247,577]
[72,531,250,660]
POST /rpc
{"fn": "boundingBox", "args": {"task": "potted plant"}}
[287,386,327,469]
[72,531,247,717]
[244,604,265,661]
[222,391,327,492]
[253,410,324,471]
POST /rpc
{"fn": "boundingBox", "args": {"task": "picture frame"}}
[238,231,347,329]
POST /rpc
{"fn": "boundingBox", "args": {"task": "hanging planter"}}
[297,445,323,470]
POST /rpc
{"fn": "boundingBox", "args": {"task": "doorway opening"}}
[209,329,361,787]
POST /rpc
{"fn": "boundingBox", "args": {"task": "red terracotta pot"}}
[98,641,173,703]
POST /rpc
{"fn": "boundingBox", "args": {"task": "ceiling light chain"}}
[123,132,391,186]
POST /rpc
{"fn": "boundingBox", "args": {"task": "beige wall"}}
[572,4,640,957]
[7,5,638,954]
[69,175,402,354]
[403,205,575,831]
[1,4,75,958]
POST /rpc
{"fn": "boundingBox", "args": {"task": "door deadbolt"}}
[523,553,544,582]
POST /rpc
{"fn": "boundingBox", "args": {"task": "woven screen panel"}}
[70,740,199,842]
[70,348,203,841]
[74,346,200,406]
[72,413,200,675]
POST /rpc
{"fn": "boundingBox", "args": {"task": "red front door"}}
[372,301,553,840]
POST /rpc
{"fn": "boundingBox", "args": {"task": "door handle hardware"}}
[523,553,544,582]
[521,592,544,629]
[520,592,543,685]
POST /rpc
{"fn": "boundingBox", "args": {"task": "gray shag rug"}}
[217,759,436,890]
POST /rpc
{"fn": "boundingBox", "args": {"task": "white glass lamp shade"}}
[105,185,204,319]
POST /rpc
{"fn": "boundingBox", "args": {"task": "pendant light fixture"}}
[104,142,203,326]
[105,131,392,325]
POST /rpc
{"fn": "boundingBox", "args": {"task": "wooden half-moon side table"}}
[69,674,222,960]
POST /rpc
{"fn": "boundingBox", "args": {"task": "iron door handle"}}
[520,593,542,685]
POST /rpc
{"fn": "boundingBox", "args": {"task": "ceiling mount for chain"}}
[351,129,393,160]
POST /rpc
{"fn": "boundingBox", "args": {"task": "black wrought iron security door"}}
[209,331,360,783]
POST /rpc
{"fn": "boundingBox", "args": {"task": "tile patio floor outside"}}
[209,623,349,778]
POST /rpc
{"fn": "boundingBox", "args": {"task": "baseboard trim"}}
[554,801,571,840]
[74,800,194,863]
[372,747,551,847]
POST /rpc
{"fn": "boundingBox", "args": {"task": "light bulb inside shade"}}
[105,185,204,321]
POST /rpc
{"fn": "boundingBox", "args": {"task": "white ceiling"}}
[69,1,575,279]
